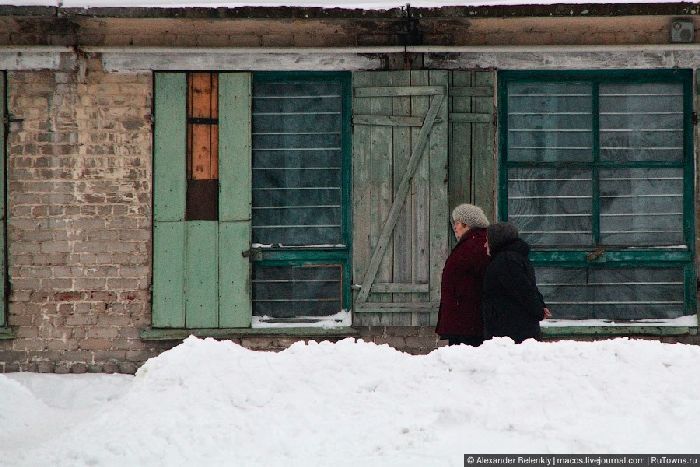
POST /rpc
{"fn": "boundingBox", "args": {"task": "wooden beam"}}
[370,283,430,293]
[354,86,446,98]
[353,115,425,127]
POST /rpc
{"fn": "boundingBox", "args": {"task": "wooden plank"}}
[471,71,497,222]
[353,115,425,127]
[357,90,446,303]
[449,71,473,250]
[450,86,494,97]
[189,72,217,119]
[355,86,445,98]
[353,313,382,326]
[218,221,252,328]
[189,73,219,181]
[352,72,373,307]
[154,73,187,222]
[392,71,412,307]
[152,222,186,328]
[411,71,431,313]
[428,70,450,306]
[368,71,394,305]
[417,312,432,326]
[185,221,219,328]
[191,123,216,180]
[371,283,429,293]
[449,113,492,123]
[218,73,252,326]
[219,73,252,223]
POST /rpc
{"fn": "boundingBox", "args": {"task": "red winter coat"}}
[435,228,490,339]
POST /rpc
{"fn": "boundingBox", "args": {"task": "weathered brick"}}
[71,362,88,373]
[78,338,112,351]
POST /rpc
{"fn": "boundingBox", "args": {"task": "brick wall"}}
[0,57,174,373]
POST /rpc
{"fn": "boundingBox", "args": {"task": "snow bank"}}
[2,337,700,467]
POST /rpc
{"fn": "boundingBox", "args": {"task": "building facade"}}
[0,4,699,372]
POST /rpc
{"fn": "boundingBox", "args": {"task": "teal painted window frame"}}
[252,71,353,313]
[498,69,696,318]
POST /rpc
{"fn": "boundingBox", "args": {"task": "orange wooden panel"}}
[192,124,213,180]
[187,72,219,181]
[190,73,214,119]
[211,74,218,119]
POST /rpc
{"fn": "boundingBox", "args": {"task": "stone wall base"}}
[2,327,699,374]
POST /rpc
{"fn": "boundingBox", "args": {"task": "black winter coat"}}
[482,238,546,343]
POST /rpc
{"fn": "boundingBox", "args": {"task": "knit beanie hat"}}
[487,222,519,252]
[451,203,489,229]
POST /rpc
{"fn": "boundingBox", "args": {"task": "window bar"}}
[508,129,591,132]
[508,112,591,115]
[253,224,341,228]
[510,213,592,217]
[599,213,682,217]
[599,194,682,198]
[546,301,683,305]
[592,80,601,246]
[253,205,342,210]
[508,93,592,97]
[254,94,342,99]
[539,282,683,286]
[509,195,592,199]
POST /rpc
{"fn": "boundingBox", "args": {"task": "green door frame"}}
[251,71,353,313]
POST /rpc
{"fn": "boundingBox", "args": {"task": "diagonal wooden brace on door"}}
[356,91,446,303]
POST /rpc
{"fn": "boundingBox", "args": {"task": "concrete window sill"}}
[140,327,359,341]
[541,326,698,337]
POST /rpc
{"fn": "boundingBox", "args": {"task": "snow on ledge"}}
[252,309,351,328]
[542,314,698,327]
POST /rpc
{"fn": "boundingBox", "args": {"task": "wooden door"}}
[352,71,449,326]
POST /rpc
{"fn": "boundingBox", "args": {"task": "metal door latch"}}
[586,247,605,262]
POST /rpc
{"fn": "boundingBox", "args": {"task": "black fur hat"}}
[487,222,519,253]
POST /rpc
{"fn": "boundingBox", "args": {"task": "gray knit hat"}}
[487,222,519,252]
[451,203,489,229]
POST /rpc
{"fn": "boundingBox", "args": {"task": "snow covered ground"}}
[2,336,700,467]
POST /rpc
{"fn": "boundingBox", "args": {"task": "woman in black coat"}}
[482,222,551,343]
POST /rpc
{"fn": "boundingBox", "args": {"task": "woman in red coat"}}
[436,203,490,346]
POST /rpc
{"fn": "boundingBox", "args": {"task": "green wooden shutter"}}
[153,72,253,329]
[0,73,5,327]
[153,73,187,328]
[218,73,252,328]
[352,71,449,326]
[448,70,496,227]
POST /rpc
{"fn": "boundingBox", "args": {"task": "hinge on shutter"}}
[3,114,23,126]
[692,112,698,126]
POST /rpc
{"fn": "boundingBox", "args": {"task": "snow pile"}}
[2,337,700,467]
